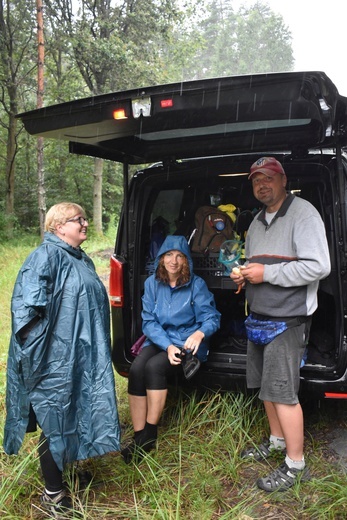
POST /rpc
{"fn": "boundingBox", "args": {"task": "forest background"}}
[2,3,347,518]
[0,0,294,239]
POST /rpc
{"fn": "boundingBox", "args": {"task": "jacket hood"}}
[154,235,193,274]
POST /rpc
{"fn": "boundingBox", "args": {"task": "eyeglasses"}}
[65,216,89,226]
[251,175,274,186]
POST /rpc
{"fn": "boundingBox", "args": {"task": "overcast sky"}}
[236,0,347,95]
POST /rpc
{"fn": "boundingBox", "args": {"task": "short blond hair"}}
[45,202,86,233]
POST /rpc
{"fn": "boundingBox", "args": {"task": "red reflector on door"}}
[109,256,124,307]
[160,99,173,108]
[324,392,347,399]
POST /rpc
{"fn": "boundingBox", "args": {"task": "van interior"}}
[131,153,342,387]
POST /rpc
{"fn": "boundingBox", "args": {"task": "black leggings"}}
[38,432,63,492]
[128,345,177,396]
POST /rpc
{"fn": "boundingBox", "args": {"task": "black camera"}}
[176,349,201,380]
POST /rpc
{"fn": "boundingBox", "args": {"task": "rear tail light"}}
[112,108,127,120]
[324,392,347,399]
[109,256,124,307]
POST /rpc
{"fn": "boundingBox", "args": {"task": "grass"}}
[1,235,347,519]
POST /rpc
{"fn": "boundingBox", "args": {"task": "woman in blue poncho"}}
[121,235,220,464]
[4,202,120,517]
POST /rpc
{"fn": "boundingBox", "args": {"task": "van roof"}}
[17,71,347,164]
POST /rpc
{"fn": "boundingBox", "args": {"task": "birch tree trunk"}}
[37,0,46,238]
[93,157,103,235]
[4,108,16,237]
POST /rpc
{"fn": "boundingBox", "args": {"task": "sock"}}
[140,422,158,445]
[134,429,144,444]
[285,454,305,470]
[269,435,286,450]
[44,488,63,497]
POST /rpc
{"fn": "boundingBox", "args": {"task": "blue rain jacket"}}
[141,236,221,361]
[3,233,120,470]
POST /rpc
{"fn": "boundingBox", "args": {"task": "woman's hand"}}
[167,344,183,365]
[184,330,204,356]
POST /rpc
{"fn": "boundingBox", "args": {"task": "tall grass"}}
[1,236,347,519]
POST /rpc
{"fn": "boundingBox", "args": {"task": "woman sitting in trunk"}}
[122,235,220,463]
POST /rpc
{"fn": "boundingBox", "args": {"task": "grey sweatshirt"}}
[245,193,331,318]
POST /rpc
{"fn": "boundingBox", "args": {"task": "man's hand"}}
[239,263,264,284]
[230,265,246,293]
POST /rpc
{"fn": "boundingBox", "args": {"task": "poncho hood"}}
[44,230,84,257]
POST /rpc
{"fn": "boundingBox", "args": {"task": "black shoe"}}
[70,469,93,491]
[121,438,156,464]
[240,439,286,461]
[256,462,311,492]
[76,469,93,490]
[121,441,136,464]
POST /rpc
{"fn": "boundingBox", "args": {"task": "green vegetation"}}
[0,237,346,519]
[1,0,294,239]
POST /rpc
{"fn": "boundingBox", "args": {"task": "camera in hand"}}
[176,349,201,380]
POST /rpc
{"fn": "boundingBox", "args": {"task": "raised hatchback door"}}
[17,71,347,164]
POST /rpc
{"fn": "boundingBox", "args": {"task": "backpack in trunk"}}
[190,206,234,254]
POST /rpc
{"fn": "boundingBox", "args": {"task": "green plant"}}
[0,236,345,519]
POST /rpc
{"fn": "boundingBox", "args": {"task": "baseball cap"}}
[248,157,285,180]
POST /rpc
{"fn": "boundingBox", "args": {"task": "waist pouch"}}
[244,313,308,346]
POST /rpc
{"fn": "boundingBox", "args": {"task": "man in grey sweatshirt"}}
[231,157,331,492]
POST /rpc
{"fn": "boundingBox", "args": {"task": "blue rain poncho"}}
[141,235,221,361]
[3,233,120,470]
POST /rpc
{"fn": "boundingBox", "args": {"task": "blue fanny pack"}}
[244,314,304,346]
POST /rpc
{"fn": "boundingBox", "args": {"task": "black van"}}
[18,71,347,399]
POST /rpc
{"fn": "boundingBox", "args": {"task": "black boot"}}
[121,423,157,464]
[121,429,144,464]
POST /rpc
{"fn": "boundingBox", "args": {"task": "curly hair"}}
[156,253,190,286]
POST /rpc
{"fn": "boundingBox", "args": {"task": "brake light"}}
[324,392,347,399]
[113,109,127,120]
[160,99,173,108]
[109,256,124,307]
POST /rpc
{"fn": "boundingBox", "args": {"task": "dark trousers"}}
[128,344,177,396]
[38,432,63,492]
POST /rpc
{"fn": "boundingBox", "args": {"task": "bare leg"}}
[264,400,284,437]
[264,400,304,460]
[273,402,304,460]
[128,389,168,430]
[122,391,165,463]
[128,395,147,432]
[146,389,168,425]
